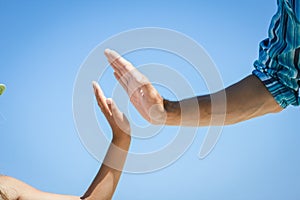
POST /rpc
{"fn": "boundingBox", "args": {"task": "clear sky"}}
[1,0,300,199]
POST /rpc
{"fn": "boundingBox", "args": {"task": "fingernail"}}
[106,98,112,104]
[93,81,99,89]
[104,49,111,54]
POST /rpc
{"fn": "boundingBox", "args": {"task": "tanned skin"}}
[0,82,131,200]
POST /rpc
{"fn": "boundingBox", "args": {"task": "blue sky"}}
[1,0,300,199]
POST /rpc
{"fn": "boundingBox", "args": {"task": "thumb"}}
[106,98,122,117]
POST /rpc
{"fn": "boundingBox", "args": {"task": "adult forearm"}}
[164,75,283,126]
[0,175,80,200]
[164,94,213,126]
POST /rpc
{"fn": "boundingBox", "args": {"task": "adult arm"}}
[0,175,79,200]
[164,75,283,126]
[104,49,283,126]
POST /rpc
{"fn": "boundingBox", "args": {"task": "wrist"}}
[163,99,181,125]
[111,137,131,152]
[112,132,131,144]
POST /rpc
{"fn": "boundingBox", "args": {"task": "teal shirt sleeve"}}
[252,0,300,108]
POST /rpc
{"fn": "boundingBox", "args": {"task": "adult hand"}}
[104,49,167,124]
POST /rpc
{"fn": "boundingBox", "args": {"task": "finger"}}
[92,81,106,110]
[109,49,131,67]
[113,54,135,73]
[107,98,131,135]
[114,72,137,99]
[92,81,112,116]
[116,72,136,97]
[106,98,122,118]
[114,72,129,93]
[104,48,112,59]
[105,51,125,77]
[106,49,134,74]
[110,61,123,76]
[113,71,121,80]
[104,49,123,71]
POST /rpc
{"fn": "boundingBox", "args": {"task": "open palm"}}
[104,49,166,124]
[93,81,131,138]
